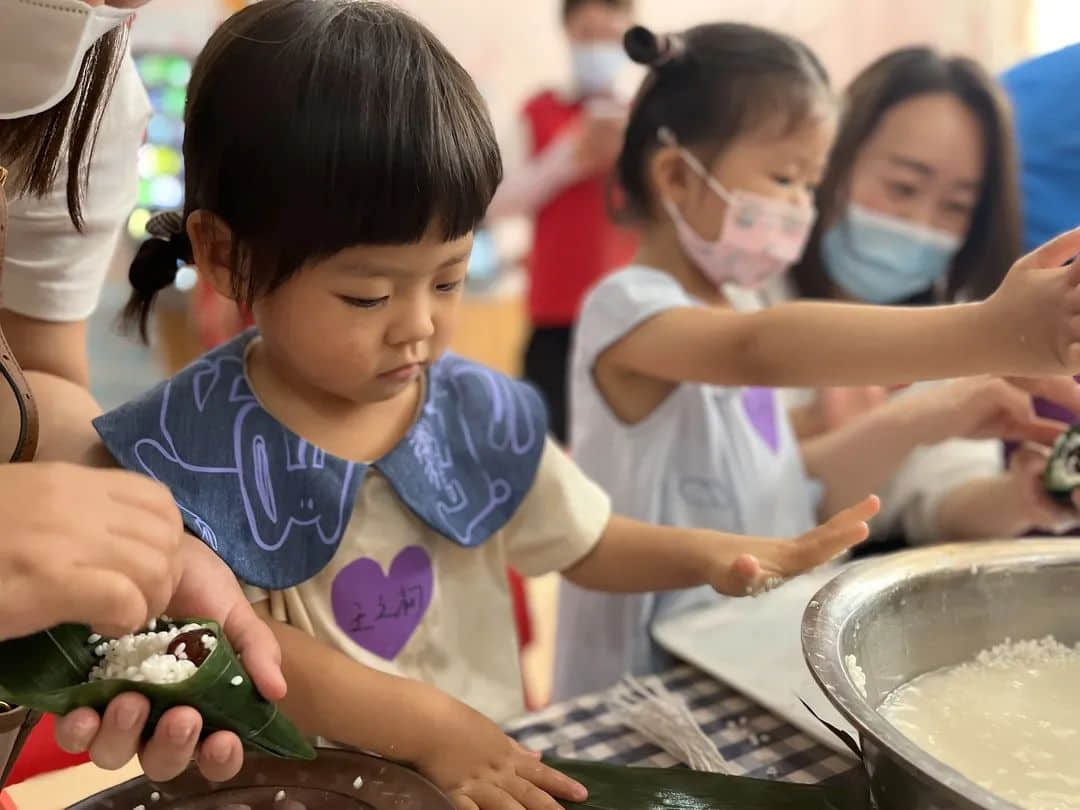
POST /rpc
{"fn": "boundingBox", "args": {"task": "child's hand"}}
[414,698,587,810]
[708,495,880,596]
[982,227,1080,375]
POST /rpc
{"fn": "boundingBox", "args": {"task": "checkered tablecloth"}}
[505,666,856,785]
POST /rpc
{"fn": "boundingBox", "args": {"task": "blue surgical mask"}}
[570,43,627,96]
[822,203,963,303]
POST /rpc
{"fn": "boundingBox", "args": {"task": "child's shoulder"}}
[583,264,693,314]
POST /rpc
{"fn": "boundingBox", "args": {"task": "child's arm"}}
[253,605,587,810]
[603,229,1080,388]
[561,496,879,596]
[799,377,1070,519]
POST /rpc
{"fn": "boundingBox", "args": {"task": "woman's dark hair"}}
[0,28,128,230]
[562,0,633,21]
[615,23,831,223]
[123,0,502,341]
[791,47,1021,304]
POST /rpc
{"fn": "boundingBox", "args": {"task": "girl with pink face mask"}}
[553,23,1080,699]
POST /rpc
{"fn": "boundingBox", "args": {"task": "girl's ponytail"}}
[121,211,193,343]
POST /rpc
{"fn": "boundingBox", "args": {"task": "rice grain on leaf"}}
[0,620,313,760]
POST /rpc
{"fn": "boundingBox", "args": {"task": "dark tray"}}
[67,748,454,810]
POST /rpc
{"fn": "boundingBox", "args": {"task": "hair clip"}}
[651,33,686,68]
[146,210,185,240]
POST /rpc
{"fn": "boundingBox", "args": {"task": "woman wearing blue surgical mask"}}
[792,48,1020,308]
[0,0,282,786]
[485,0,637,445]
[782,48,1080,546]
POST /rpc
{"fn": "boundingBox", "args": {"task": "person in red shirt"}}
[487,0,637,444]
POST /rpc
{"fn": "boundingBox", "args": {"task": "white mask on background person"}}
[570,42,628,96]
[0,0,136,119]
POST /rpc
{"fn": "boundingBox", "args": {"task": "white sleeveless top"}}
[553,266,820,700]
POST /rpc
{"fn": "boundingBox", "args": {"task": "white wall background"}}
[394,0,1036,147]
[132,0,1046,150]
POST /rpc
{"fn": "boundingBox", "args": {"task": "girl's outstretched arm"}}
[563,496,879,596]
[602,228,1080,389]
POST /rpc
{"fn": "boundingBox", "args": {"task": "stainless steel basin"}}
[802,540,1080,810]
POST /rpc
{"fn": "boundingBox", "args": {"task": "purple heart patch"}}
[742,387,779,453]
[331,546,433,660]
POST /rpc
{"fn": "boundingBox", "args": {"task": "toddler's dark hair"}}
[123,0,502,340]
[615,23,831,222]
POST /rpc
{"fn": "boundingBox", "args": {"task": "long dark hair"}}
[0,27,128,230]
[614,23,831,224]
[791,47,1021,303]
[122,0,503,340]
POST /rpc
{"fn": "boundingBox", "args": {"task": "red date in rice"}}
[166,629,217,666]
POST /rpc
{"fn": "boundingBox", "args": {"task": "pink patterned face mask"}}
[658,127,816,290]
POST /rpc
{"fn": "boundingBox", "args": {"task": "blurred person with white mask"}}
[0,0,284,785]
[486,0,638,445]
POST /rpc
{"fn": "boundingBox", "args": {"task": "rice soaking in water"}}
[879,637,1080,810]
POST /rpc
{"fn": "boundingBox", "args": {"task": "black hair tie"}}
[624,26,685,69]
[129,210,189,295]
[129,238,181,295]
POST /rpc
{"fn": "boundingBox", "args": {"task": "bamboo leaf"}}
[546,758,871,810]
[0,620,314,760]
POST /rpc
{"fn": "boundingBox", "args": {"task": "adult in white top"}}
[0,0,282,783]
[782,47,1080,543]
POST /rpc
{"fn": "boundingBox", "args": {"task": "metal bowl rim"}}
[801,539,1080,810]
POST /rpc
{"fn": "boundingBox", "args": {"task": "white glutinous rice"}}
[353,776,364,790]
[880,636,1080,810]
[275,789,286,802]
[89,623,205,684]
[230,675,244,686]
[150,792,161,802]
[845,654,868,699]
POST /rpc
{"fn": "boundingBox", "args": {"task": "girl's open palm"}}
[709,496,880,596]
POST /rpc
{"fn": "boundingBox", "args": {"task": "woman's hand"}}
[899,376,1073,447]
[1001,443,1080,535]
[54,535,286,783]
[934,443,1080,541]
[414,696,586,810]
[0,462,184,640]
